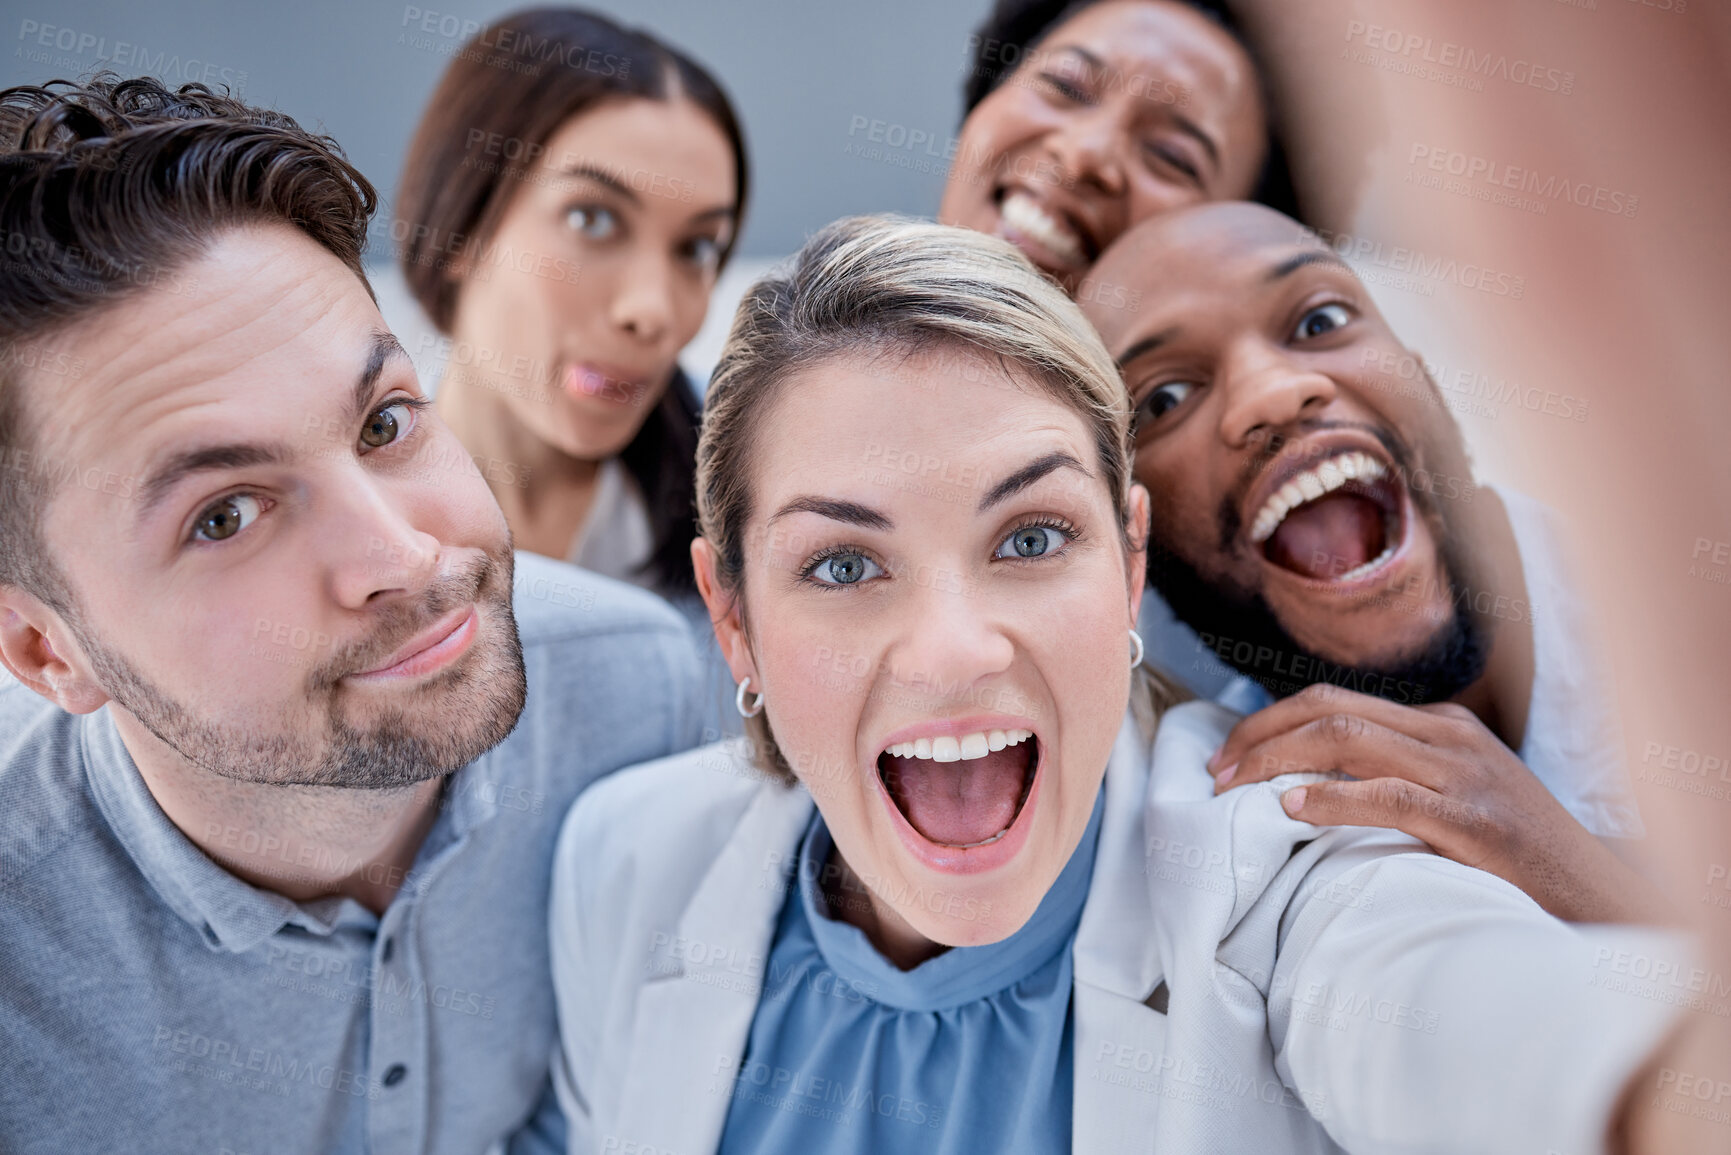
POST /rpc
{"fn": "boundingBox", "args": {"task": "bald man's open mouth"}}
[1245,442,1411,587]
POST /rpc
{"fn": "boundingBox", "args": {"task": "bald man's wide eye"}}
[1135,381,1197,427]
[1293,303,1352,341]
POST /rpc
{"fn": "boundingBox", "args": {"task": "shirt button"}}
[383,1063,408,1087]
[381,937,395,964]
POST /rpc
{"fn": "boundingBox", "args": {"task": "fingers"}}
[1213,709,1452,795]
[1280,777,1481,860]
[1208,683,1466,782]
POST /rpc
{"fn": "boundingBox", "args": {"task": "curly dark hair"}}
[960,0,1300,220]
[0,73,378,606]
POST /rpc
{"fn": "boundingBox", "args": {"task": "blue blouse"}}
[716,787,1105,1155]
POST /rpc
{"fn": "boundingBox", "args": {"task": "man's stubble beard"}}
[74,546,527,789]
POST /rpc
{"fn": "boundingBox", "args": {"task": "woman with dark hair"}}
[397,6,747,603]
[939,0,1297,290]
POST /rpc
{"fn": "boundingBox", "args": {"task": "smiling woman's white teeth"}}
[888,728,1032,763]
[1250,451,1389,544]
[999,191,1084,263]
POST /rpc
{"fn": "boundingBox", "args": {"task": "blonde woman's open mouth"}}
[874,715,1045,874]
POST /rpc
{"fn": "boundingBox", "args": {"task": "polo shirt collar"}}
[80,706,500,954]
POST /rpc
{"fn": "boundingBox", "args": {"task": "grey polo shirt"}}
[0,551,704,1155]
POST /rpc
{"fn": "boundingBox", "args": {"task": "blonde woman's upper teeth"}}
[888,728,1034,763]
[1250,451,1387,544]
[1000,192,1083,262]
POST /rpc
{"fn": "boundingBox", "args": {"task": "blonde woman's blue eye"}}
[1294,303,1351,340]
[566,206,617,238]
[192,494,263,543]
[810,552,882,586]
[996,525,1069,559]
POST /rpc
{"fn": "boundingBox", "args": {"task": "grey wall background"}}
[1,0,985,258]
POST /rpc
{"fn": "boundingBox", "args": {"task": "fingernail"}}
[1213,763,1236,786]
[1206,745,1223,770]
[1282,787,1306,816]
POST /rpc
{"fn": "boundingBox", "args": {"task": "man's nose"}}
[325,478,443,610]
[1216,340,1338,448]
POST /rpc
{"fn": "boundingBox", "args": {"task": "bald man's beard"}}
[1146,515,1491,707]
[71,548,526,789]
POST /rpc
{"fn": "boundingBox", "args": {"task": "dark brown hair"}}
[0,73,377,607]
[397,7,750,594]
[962,0,1300,220]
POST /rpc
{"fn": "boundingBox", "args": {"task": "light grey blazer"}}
[550,700,1681,1154]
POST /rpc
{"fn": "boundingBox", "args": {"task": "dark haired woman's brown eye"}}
[566,206,619,240]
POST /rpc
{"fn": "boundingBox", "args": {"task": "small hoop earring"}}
[1128,628,1145,669]
[735,676,765,719]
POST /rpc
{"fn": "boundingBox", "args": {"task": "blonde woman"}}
[549,216,1680,1154]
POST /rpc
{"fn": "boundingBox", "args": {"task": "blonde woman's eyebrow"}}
[978,451,1091,513]
[768,496,893,530]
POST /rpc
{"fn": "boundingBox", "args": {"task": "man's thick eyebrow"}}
[979,451,1092,513]
[768,497,893,530]
[1116,327,1178,371]
[347,330,411,426]
[557,163,640,205]
[1268,250,1352,281]
[138,331,408,521]
[137,442,291,519]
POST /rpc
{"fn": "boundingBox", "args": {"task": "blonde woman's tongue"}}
[880,743,1034,847]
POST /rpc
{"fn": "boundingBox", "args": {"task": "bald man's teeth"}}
[999,192,1084,263]
[1250,451,1386,544]
[887,729,1032,762]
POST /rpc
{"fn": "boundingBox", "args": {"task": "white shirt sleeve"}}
[1267,840,1686,1154]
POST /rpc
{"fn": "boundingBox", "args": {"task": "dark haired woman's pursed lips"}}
[560,361,653,407]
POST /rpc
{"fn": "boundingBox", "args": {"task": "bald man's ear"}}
[0,588,109,714]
